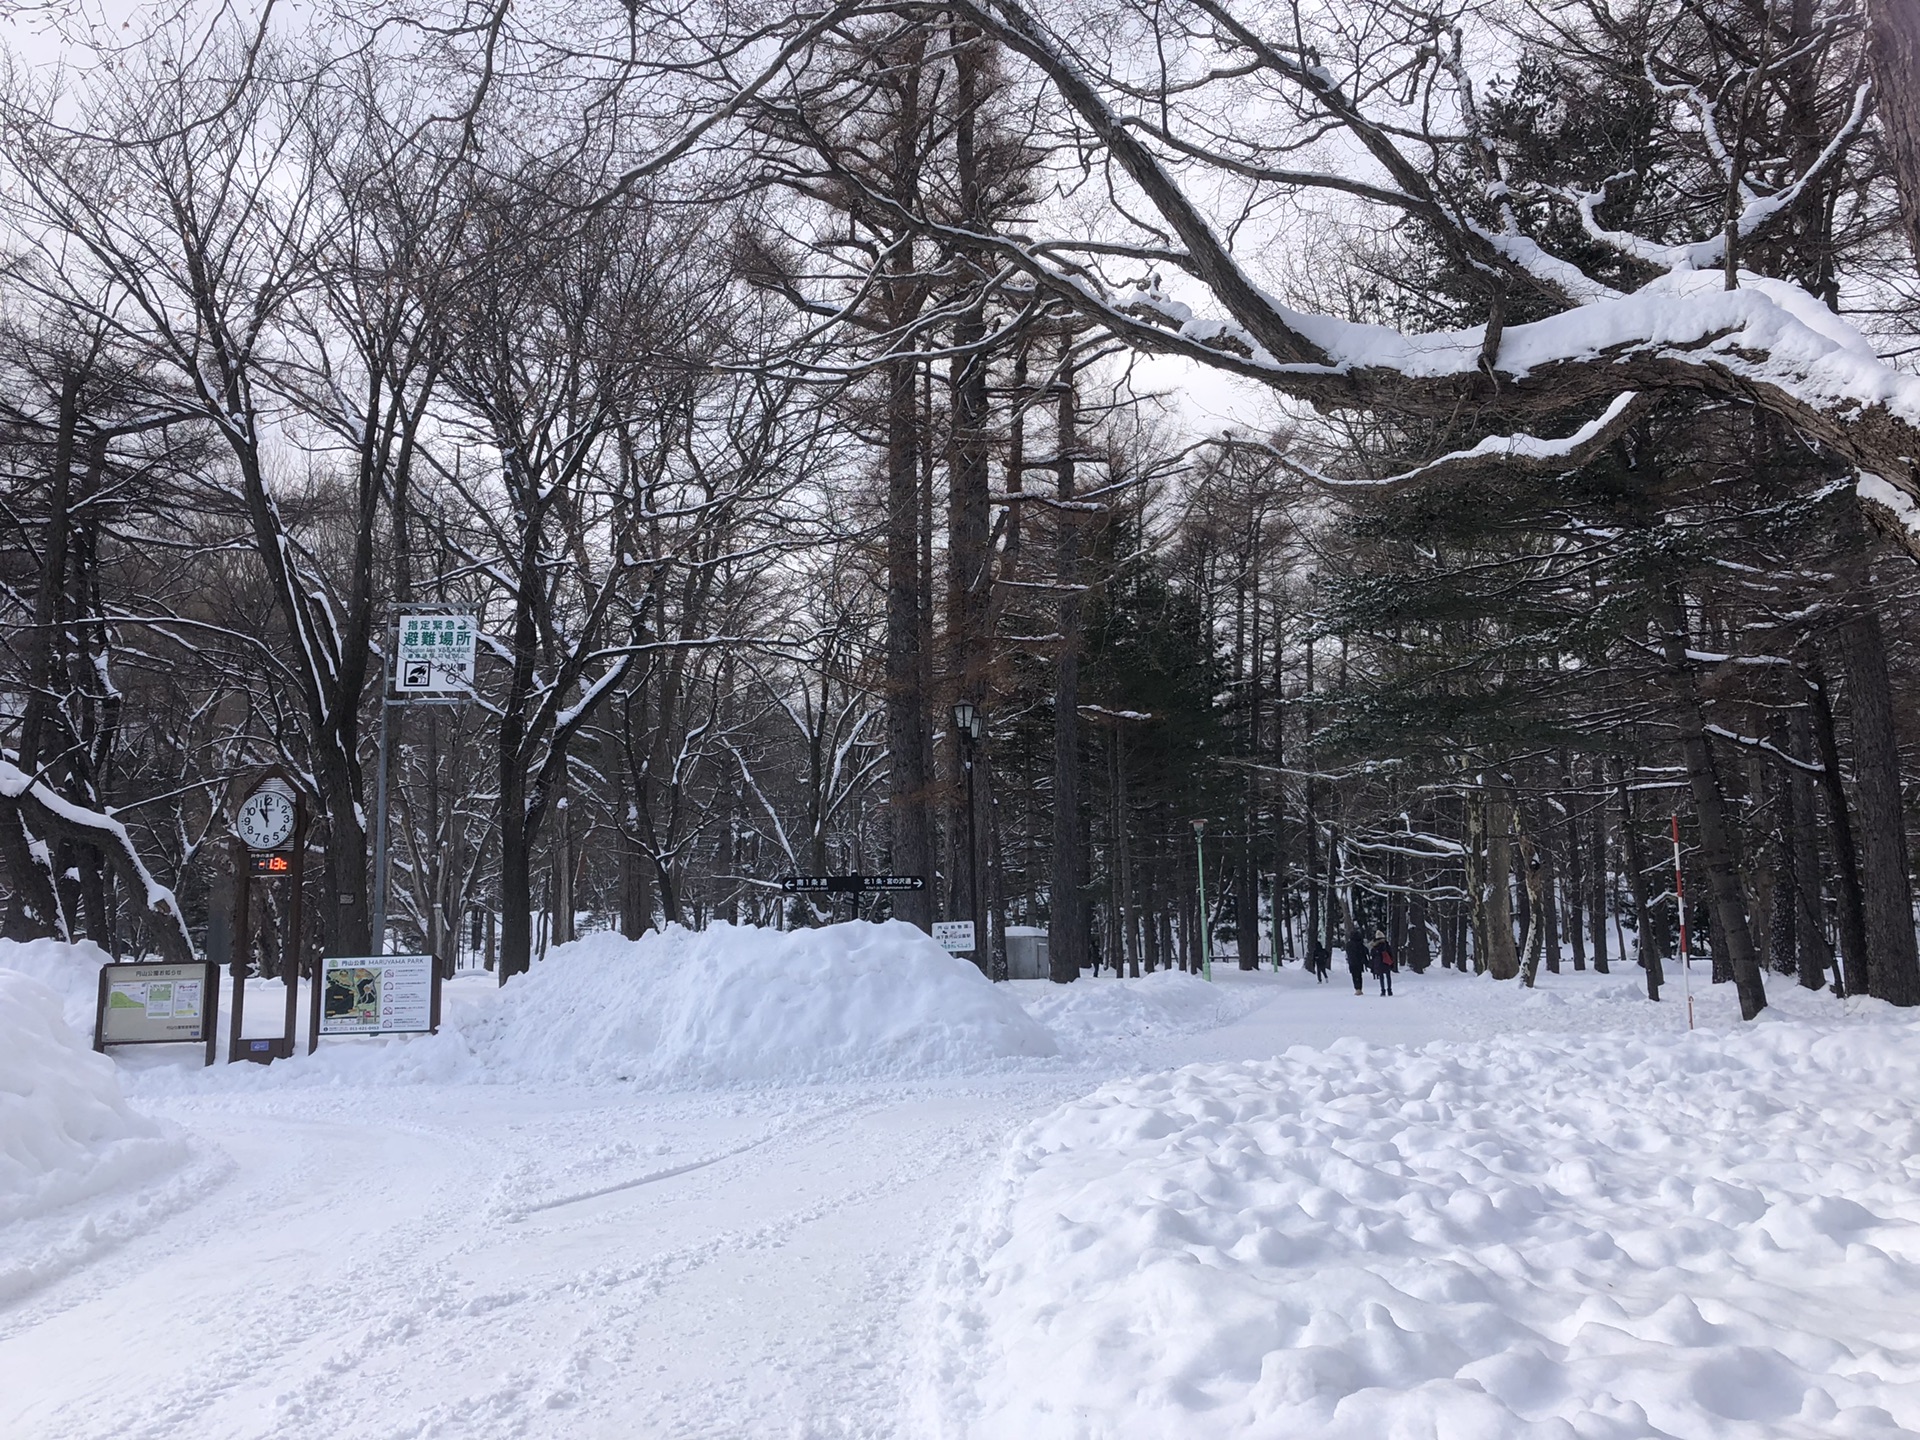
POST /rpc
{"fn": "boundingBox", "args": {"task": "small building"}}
[1005,926,1051,980]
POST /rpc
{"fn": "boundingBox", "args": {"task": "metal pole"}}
[370,695,392,957]
[227,840,250,1063]
[964,737,982,974]
[1194,820,1212,982]
[1671,813,1693,1031]
[282,810,305,1057]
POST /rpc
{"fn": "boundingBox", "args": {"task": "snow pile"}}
[460,921,1058,1087]
[1011,968,1263,1057]
[0,970,187,1230]
[927,1018,1920,1439]
[0,935,114,1033]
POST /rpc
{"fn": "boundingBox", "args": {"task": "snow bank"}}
[0,970,187,1230]
[1010,968,1263,1057]
[461,921,1058,1087]
[0,935,114,1033]
[927,1017,1920,1438]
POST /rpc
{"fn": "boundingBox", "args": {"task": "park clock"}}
[236,782,297,850]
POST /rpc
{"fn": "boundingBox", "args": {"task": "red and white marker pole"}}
[1671,814,1694,1032]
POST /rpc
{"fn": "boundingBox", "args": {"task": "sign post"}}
[371,610,479,966]
[780,874,926,924]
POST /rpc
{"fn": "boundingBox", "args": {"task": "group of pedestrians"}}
[1348,925,1395,995]
[1304,923,1397,994]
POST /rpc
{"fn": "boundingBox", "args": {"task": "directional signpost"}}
[780,874,925,921]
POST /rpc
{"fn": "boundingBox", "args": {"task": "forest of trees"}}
[3,0,1919,1020]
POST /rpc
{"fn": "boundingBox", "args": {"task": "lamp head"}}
[952,699,976,734]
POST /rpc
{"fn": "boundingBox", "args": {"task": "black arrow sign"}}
[780,874,926,894]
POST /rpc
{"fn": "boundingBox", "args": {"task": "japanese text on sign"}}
[396,615,478,693]
[319,955,434,1036]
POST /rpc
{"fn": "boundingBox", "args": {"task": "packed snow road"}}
[4,926,1915,1439]
[3,1077,1079,1439]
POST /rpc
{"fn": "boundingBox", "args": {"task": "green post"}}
[1192,818,1212,982]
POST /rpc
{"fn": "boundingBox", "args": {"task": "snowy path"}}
[0,961,1818,1439]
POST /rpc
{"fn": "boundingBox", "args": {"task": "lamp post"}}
[953,701,987,976]
[1192,817,1212,982]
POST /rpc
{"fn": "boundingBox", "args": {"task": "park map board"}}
[319,955,434,1036]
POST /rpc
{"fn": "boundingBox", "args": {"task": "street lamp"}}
[953,701,989,976]
[1192,818,1212,982]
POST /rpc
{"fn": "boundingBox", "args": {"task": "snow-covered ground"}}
[3,928,1916,1439]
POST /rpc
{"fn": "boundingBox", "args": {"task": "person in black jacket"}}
[1371,930,1396,996]
[1346,925,1368,995]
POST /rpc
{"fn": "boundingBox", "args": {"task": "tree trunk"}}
[1542,848,1561,975]
[1807,661,1870,997]
[1484,780,1519,980]
[1517,803,1547,988]
[885,346,933,930]
[1838,612,1920,1005]
[1049,343,1087,984]
[1560,755,1586,970]
[1788,705,1827,989]
[1465,786,1490,974]
[1589,770,1611,974]
[1115,730,1140,976]
[1304,783,1321,969]
[1869,0,1920,267]
[1620,776,1658,995]
[881,47,933,932]
[1658,601,1767,1019]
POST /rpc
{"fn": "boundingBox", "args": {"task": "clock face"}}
[237,788,296,850]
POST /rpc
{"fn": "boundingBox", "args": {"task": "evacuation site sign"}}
[932,920,976,953]
[395,614,478,692]
[319,955,434,1036]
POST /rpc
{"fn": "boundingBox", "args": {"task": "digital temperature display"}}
[248,852,293,876]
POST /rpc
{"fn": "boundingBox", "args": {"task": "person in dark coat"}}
[1346,925,1368,994]
[1309,941,1329,982]
[1371,930,1396,996]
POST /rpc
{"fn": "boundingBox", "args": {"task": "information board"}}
[319,954,434,1036]
[97,962,215,1045]
[932,920,976,953]
[395,614,478,693]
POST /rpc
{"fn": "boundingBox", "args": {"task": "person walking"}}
[1309,940,1329,983]
[1371,930,1396,996]
[1346,924,1368,995]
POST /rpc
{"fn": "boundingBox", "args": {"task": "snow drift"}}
[0,969,186,1229]
[1010,967,1262,1058]
[460,921,1058,1087]
[927,1017,1920,1439]
[0,935,116,1034]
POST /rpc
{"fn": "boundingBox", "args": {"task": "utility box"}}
[1005,926,1051,980]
